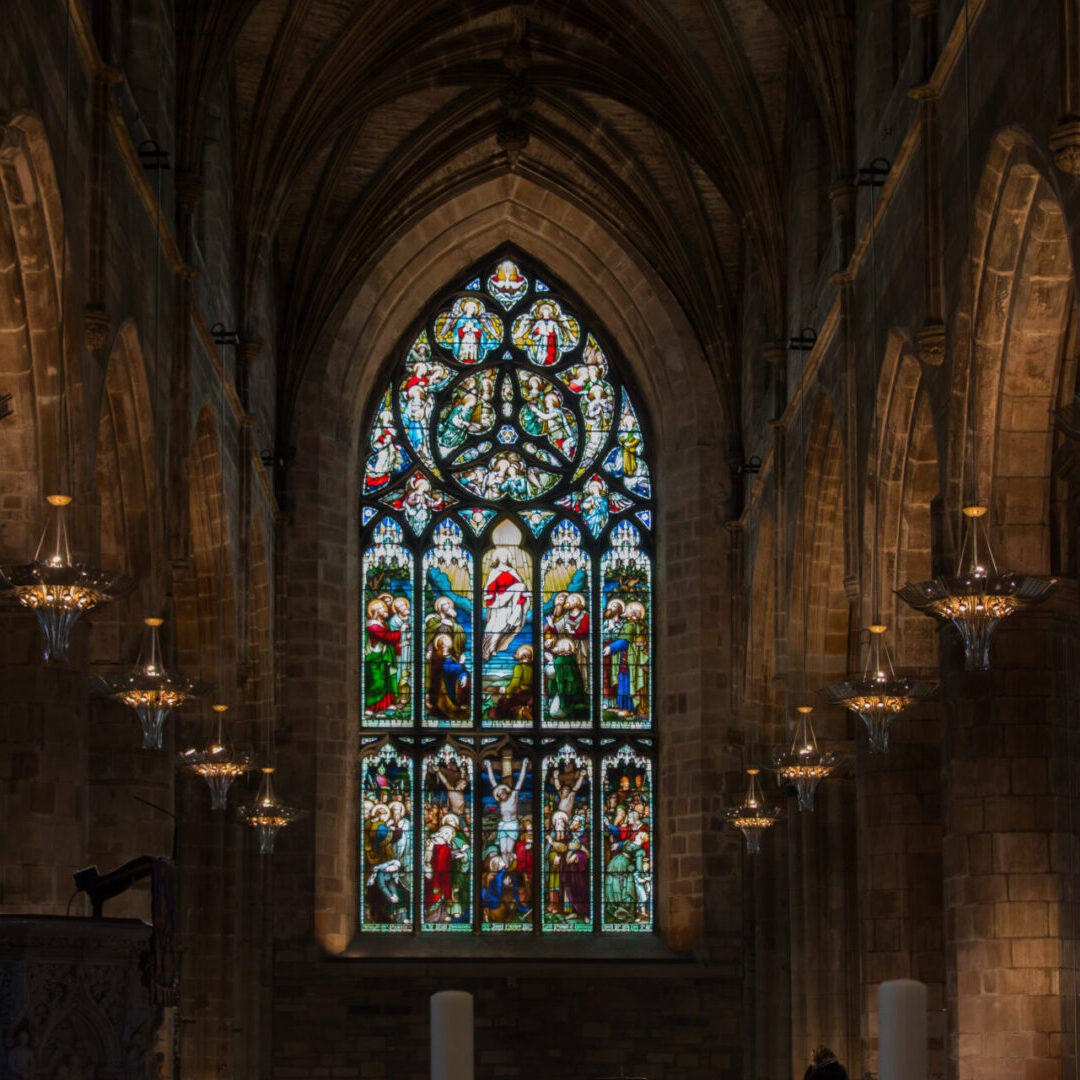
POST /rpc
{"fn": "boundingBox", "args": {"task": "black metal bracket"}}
[736,456,762,475]
[788,327,817,351]
[856,157,891,187]
[137,140,170,171]
[210,322,241,347]
[0,391,12,421]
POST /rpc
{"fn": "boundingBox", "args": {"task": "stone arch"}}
[90,320,156,663]
[287,193,727,951]
[947,132,1079,575]
[872,332,941,670]
[791,394,851,710]
[175,401,234,693]
[0,111,66,561]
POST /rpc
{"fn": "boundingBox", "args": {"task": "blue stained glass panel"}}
[519,509,555,537]
[422,520,473,727]
[361,506,378,526]
[635,510,652,530]
[555,474,632,538]
[434,298,503,364]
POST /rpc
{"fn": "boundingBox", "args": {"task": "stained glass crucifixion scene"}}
[358,255,655,936]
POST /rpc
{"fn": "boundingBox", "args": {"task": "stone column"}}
[942,583,1080,1080]
[1050,0,1080,174]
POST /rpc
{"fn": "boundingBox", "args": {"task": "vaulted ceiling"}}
[175,0,853,418]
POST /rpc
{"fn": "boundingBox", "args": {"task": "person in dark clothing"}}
[803,1045,848,1080]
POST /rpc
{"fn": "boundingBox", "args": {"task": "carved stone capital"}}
[828,179,857,212]
[917,319,946,366]
[83,304,111,351]
[1050,120,1080,175]
[762,340,787,366]
[240,340,264,366]
[908,82,939,103]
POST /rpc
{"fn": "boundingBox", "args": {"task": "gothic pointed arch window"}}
[358,254,655,936]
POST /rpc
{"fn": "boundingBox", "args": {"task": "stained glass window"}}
[358,254,655,935]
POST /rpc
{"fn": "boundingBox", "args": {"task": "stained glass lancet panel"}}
[362,519,413,728]
[541,745,593,932]
[421,744,474,930]
[422,519,473,728]
[540,521,592,728]
[601,744,653,931]
[359,743,413,931]
[481,519,534,728]
[358,253,658,937]
[600,521,651,728]
[479,746,534,931]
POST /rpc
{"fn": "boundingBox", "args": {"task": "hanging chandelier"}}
[94,616,211,749]
[237,767,306,854]
[817,624,935,754]
[721,768,784,854]
[772,705,839,812]
[179,704,256,809]
[0,495,133,663]
[896,506,1054,671]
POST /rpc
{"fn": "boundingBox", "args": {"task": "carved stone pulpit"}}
[0,916,166,1080]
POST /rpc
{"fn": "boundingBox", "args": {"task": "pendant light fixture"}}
[0,0,133,660]
[722,768,784,854]
[179,703,255,809]
[93,141,209,745]
[818,160,935,751]
[896,0,1054,667]
[95,616,211,749]
[773,704,839,812]
[238,766,306,855]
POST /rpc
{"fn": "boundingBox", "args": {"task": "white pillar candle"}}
[431,990,474,1080]
[878,978,927,1080]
